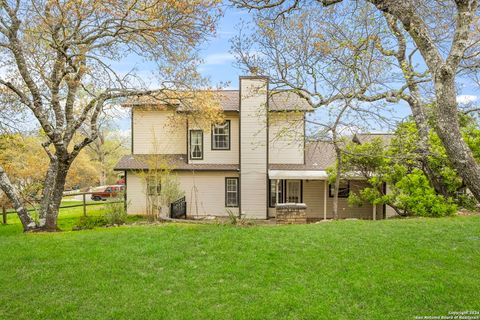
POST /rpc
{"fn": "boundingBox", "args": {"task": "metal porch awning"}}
[268,170,328,180]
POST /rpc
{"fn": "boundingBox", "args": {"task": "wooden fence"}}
[1,191,124,224]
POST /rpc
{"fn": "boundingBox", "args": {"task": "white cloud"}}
[202,53,235,66]
[456,95,478,104]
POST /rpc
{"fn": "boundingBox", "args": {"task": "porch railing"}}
[170,196,187,219]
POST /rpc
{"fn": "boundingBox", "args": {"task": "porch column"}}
[323,180,327,220]
[275,180,279,205]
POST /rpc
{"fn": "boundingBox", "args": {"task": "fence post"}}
[83,193,87,217]
[2,206,6,224]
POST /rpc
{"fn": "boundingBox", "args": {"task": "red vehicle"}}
[90,185,125,201]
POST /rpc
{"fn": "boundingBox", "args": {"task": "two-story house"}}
[115,76,395,220]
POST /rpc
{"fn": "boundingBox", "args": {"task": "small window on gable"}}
[190,130,203,160]
[329,180,350,198]
[212,120,230,150]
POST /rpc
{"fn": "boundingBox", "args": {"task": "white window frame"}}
[190,130,203,160]
[146,177,161,196]
[286,180,301,203]
[269,179,284,207]
[225,177,239,207]
[212,120,230,150]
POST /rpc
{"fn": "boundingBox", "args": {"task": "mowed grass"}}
[2,199,142,233]
[0,210,479,319]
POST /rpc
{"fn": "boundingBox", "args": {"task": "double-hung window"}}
[269,179,284,207]
[225,177,239,207]
[190,130,203,160]
[147,177,161,196]
[329,180,350,198]
[269,180,303,206]
[286,180,301,203]
[212,120,230,150]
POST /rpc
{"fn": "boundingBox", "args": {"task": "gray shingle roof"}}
[270,141,336,171]
[123,90,312,112]
[114,154,239,171]
[117,142,336,171]
[116,136,392,171]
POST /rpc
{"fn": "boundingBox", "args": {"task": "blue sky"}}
[116,6,249,131]
[115,5,479,134]
[196,6,249,88]
[115,7,248,90]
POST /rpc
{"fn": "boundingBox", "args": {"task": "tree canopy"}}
[0,0,222,231]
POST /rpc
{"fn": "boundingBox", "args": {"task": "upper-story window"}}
[190,130,203,160]
[212,120,230,150]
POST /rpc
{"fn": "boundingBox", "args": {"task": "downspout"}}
[124,170,128,212]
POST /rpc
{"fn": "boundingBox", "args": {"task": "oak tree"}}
[233,0,480,202]
[0,0,221,231]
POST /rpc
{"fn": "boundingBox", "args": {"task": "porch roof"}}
[268,169,329,180]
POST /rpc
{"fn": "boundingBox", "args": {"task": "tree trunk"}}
[0,165,36,231]
[411,108,453,198]
[383,12,452,199]
[332,144,342,220]
[45,161,70,231]
[422,161,454,198]
[0,157,70,232]
[433,70,480,202]
[38,159,58,227]
[37,155,71,231]
[100,168,107,186]
[406,94,453,198]
[371,0,480,201]
[99,151,107,186]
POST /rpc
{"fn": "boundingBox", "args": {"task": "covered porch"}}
[267,170,385,221]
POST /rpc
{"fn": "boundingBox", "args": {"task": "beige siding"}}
[179,171,239,217]
[126,171,239,217]
[126,172,145,214]
[268,112,304,164]
[133,109,186,154]
[303,180,325,218]
[128,171,385,220]
[267,179,385,220]
[240,77,268,219]
[325,180,384,219]
[188,114,239,164]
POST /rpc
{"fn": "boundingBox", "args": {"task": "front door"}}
[286,180,301,203]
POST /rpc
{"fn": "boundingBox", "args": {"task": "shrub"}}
[347,165,458,217]
[104,201,128,225]
[456,193,478,211]
[394,169,458,217]
[73,216,108,231]
[226,209,252,226]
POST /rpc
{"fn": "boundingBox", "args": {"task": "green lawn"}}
[0,210,479,319]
